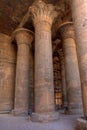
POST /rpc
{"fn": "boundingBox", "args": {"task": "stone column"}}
[58,22,82,114]
[12,28,34,116]
[29,1,59,122]
[58,49,67,107]
[71,0,87,117]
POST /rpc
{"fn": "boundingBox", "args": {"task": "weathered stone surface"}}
[0,0,64,36]
[0,1,86,127]
[0,0,35,35]
[29,49,34,112]
[0,33,16,113]
[71,0,87,117]
[12,28,34,116]
[76,118,87,130]
[58,49,67,107]
[53,56,63,109]
[29,0,59,122]
[57,22,83,114]
[31,112,59,122]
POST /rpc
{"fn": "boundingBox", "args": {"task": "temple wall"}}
[0,33,34,113]
[0,33,16,113]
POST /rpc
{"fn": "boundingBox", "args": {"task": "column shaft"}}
[35,23,54,113]
[63,38,82,114]
[15,44,30,115]
[72,0,87,116]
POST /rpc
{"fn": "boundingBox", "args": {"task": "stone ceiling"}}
[0,0,71,36]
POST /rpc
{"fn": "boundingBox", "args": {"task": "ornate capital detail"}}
[12,28,34,47]
[29,0,58,26]
[57,22,75,40]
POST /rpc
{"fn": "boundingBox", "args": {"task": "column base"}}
[76,117,87,130]
[31,111,59,122]
[0,110,11,114]
[64,108,83,115]
[72,108,83,115]
[12,109,28,117]
[68,109,83,116]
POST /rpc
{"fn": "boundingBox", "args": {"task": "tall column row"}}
[11,0,59,122]
[11,0,87,122]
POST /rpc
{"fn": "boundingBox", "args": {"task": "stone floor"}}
[0,113,81,130]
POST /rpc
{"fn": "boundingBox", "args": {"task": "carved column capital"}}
[57,22,75,40]
[12,28,34,47]
[29,0,58,26]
